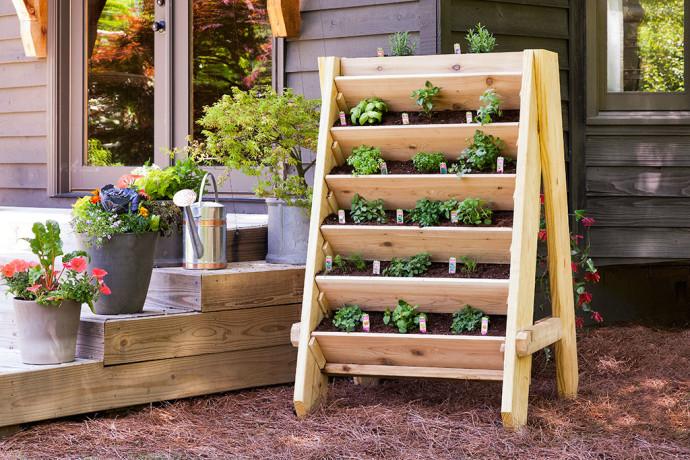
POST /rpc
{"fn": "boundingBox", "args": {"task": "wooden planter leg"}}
[534,50,579,399]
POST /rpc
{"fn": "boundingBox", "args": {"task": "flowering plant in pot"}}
[193,86,319,264]
[0,221,109,364]
[71,185,161,315]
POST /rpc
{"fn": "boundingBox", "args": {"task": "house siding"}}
[0,1,50,207]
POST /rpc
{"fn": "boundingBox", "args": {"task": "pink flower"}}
[538,229,547,242]
[584,271,601,283]
[91,268,108,279]
[591,311,604,323]
[27,284,41,293]
[65,257,87,273]
[575,316,584,329]
[99,283,112,295]
[581,217,595,227]
[578,291,592,306]
[572,234,584,242]
[1,259,33,278]
[571,262,579,273]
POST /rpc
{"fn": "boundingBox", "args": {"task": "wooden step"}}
[324,363,503,381]
[146,261,305,312]
[339,52,524,76]
[312,331,505,370]
[330,123,519,160]
[325,174,515,210]
[315,276,509,314]
[335,72,522,112]
[320,225,512,264]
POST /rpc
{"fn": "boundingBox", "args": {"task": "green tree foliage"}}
[637,0,684,92]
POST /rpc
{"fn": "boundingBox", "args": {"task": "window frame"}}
[586,0,690,120]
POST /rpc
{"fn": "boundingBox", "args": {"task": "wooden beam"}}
[515,317,562,357]
[266,0,300,37]
[11,0,48,58]
[325,363,504,381]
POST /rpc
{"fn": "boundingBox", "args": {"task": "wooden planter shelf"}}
[293,50,579,429]
[330,123,520,160]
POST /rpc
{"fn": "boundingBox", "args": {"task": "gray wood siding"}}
[0,0,50,207]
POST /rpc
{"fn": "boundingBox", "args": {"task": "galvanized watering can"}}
[173,173,227,270]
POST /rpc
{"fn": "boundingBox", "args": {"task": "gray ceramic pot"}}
[265,198,309,265]
[78,232,158,315]
[153,228,183,267]
[13,298,81,364]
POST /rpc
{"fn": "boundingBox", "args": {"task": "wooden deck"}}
[0,261,304,428]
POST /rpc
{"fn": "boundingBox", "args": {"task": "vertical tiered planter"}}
[293,50,578,429]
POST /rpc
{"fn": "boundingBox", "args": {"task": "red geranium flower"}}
[1,259,33,278]
[92,268,108,279]
[575,316,584,328]
[591,311,604,323]
[578,291,592,306]
[540,194,544,205]
[65,257,87,273]
[584,271,601,283]
[538,229,547,242]
[99,283,112,295]
[581,217,596,227]
[571,262,579,273]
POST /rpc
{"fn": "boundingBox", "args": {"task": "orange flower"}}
[1,259,33,278]
[138,206,149,218]
[90,188,100,204]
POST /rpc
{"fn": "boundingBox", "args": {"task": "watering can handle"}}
[198,172,219,204]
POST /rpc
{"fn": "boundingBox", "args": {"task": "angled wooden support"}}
[11,0,48,57]
[533,50,579,399]
[266,0,300,37]
[516,317,562,357]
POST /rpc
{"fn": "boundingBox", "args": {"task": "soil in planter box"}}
[329,160,517,175]
[322,261,511,279]
[316,312,507,336]
[323,210,513,227]
[335,110,520,127]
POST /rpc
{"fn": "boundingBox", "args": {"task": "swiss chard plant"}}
[412,151,445,173]
[350,194,387,224]
[466,23,496,53]
[332,304,364,332]
[384,299,425,333]
[347,145,384,175]
[382,252,432,277]
[454,198,493,225]
[333,253,367,273]
[411,81,441,118]
[453,130,505,174]
[350,98,388,125]
[389,31,417,56]
[408,198,444,227]
[475,89,502,125]
[451,305,485,333]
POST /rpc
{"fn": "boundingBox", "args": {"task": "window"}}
[588,0,690,113]
[50,0,276,194]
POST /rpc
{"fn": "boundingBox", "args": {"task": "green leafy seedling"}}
[383,299,425,333]
[333,305,364,332]
[466,23,496,53]
[333,253,367,273]
[350,194,387,224]
[459,256,478,274]
[412,151,445,173]
[455,198,493,225]
[475,89,502,125]
[453,130,505,174]
[389,31,417,56]
[350,98,388,125]
[347,145,384,175]
[451,305,485,333]
[411,81,441,118]
[382,252,432,277]
[409,198,444,227]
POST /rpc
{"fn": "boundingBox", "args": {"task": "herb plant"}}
[350,98,388,125]
[133,156,206,200]
[475,89,502,125]
[333,253,367,272]
[454,130,505,173]
[466,23,496,53]
[451,305,485,333]
[332,305,364,332]
[347,145,384,175]
[382,252,432,277]
[384,299,425,333]
[459,256,478,274]
[350,194,387,224]
[412,151,445,173]
[455,198,493,225]
[409,198,444,227]
[388,31,417,56]
[411,81,441,118]
[0,221,110,311]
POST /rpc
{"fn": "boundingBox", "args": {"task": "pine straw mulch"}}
[0,325,688,459]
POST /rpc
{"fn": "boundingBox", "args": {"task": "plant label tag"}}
[396,209,404,224]
[481,316,489,336]
[454,43,461,54]
[361,313,370,332]
[466,111,473,123]
[337,209,346,224]
[380,162,388,175]
[497,157,505,174]
[419,315,427,333]
[450,210,458,223]
[325,256,333,272]
[372,260,381,275]
[401,112,410,125]
[449,257,457,274]
[339,111,347,126]
[376,47,385,57]
[440,162,448,174]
